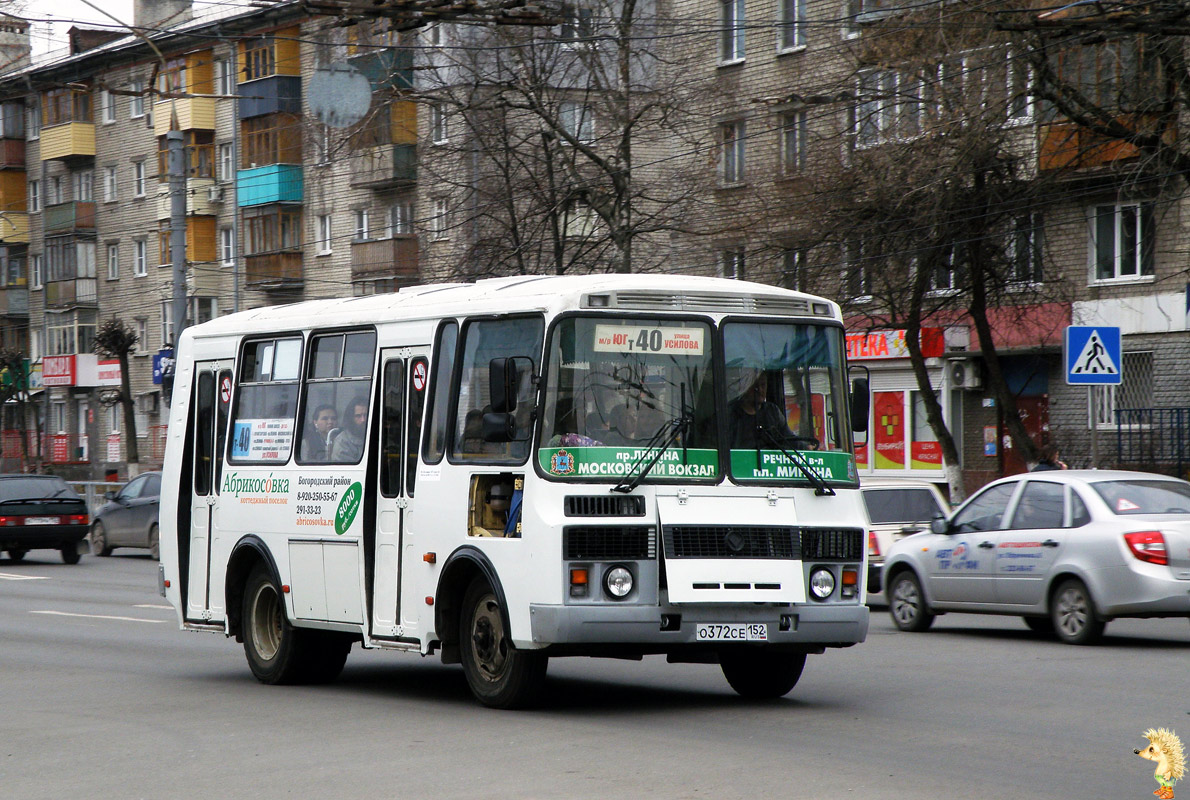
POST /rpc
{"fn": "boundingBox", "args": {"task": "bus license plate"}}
[26,516,57,525]
[696,623,768,642]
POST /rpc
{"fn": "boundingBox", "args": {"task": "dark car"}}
[0,474,90,564]
[91,472,161,559]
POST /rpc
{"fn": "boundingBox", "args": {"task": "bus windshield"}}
[539,316,717,481]
[721,321,856,485]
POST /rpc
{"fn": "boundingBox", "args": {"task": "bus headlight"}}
[604,565,633,599]
[809,568,835,600]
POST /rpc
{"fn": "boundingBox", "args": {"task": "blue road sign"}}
[1065,326,1121,385]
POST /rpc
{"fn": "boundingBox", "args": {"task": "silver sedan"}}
[882,470,1190,644]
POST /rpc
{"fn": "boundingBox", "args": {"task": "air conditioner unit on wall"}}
[207,185,224,203]
[949,359,983,390]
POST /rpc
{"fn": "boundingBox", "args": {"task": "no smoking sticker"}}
[412,362,427,392]
[220,376,232,404]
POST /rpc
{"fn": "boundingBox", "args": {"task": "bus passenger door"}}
[371,348,429,639]
[186,360,232,622]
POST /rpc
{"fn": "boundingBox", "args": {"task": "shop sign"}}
[846,328,944,361]
[42,355,76,387]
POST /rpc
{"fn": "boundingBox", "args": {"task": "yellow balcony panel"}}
[40,122,95,162]
[0,211,28,243]
[0,170,25,212]
[153,97,216,136]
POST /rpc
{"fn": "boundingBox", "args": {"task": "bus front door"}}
[186,360,232,622]
[370,348,429,639]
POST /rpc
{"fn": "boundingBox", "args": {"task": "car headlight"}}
[809,567,836,600]
[604,565,633,599]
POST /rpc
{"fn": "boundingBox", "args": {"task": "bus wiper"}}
[757,425,835,497]
[611,413,692,494]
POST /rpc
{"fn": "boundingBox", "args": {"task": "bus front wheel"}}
[459,577,547,709]
[720,650,807,699]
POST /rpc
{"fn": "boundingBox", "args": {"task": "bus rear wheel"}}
[459,577,547,709]
[720,650,807,699]
[242,563,350,685]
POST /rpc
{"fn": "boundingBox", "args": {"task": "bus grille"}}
[663,526,800,559]
[564,495,646,517]
[612,291,812,316]
[801,528,864,561]
[564,526,656,560]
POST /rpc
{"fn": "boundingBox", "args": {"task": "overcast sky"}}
[24,0,136,55]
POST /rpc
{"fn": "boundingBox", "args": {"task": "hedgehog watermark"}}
[1136,728,1186,800]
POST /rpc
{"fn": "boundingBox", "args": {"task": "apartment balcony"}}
[349,144,416,189]
[0,286,28,316]
[0,211,28,243]
[245,250,302,290]
[153,96,216,136]
[238,76,302,120]
[351,236,418,283]
[44,201,96,234]
[236,164,302,207]
[349,48,413,91]
[40,122,95,162]
[1039,116,1173,172]
[155,178,222,219]
[0,138,25,168]
[45,278,97,308]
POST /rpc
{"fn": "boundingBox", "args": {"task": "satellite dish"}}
[308,63,373,129]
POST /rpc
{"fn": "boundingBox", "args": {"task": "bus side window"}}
[298,330,377,465]
[195,371,215,495]
[379,359,403,497]
[423,322,458,465]
[229,337,302,463]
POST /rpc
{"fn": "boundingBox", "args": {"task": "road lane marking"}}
[0,572,49,581]
[134,604,173,609]
[31,610,167,624]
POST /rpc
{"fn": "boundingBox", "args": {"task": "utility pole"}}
[167,127,188,350]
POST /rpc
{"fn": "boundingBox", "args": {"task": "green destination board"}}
[539,446,718,479]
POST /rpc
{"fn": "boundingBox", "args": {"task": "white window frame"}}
[27,179,40,213]
[134,239,147,277]
[129,79,145,119]
[30,253,42,289]
[720,0,746,63]
[317,214,333,254]
[103,165,118,202]
[720,247,745,279]
[353,208,369,241]
[1008,213,1043,286]
[855,69,900,147]
[218,143,235,182]
[777,0,806,52]
[135,319,148,354]
[780,110,805,173]
[559,101,594,144]
[27,99,40,140]
[781,247,805,290]
[215,58,235,96]
[1090,201,1155,283]
[720,120,746,184]
[106,243,119,280]
[430,104,448,144]
[220,226,235,266]
[133,161,146,198]
[74,171,93,203]
[100,89,116,124]
[432,198,449,239]
[389,202,413,236]
[48,176,63,206]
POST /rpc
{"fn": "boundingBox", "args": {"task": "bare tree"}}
[93,319,140,465]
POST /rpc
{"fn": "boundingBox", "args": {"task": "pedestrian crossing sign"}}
[1065,326,1122,385]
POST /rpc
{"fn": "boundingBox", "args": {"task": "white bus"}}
[160,274,872,708]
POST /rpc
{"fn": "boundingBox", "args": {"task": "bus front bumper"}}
[528,602,869,649]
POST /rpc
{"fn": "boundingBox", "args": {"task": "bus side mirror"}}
[489,357,519,414]
[850,378,870,433]
[482,411,515,443]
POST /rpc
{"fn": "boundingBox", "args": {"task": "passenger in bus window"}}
[301,403,338,461]
[727,371,818,451]
[330,397,368,462]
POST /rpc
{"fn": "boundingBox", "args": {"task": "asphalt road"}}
[3,551,1188,800]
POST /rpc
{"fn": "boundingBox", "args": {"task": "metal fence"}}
[1115,408,1190,478]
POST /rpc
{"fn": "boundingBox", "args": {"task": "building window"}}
[30,253,42,289]
[778,0,806,51]
[721,0,745,62]
[1009,213,1043,284]
[389,202,413,236]
[432,198,449,239]
[353,208,369,241]
[931,245,963,293]
[129,79,145,118]
[1091,351,1153,429]
[103,165,118,202]
[160,302,174,348]
[157,131,215,181]
[27,99,39,139]
[560,101,594,144]
[242,205,302,254]
[844,240,870,299]
[780,111,805,173]
[100,90,115,124]
[218,142,235,181]
[720,120,745,184]
[1092,202,1154,281]
[43,87,91,125]
[107,243,118,280]
[136,319,148,351]
[426,22,444,46]
[133,161,146,197]
[74,171,93,203]
[720,247,745,279]
[191,296,217,325]
[27,179,40,213]
[108,403,120,433]
[855,69,899,147]
[215,58,235,96]
[48,176,63,206]
[558,4,594,42]
[134,239,147,276]
[430,104,448,144]
[240,113,302,166]
[242,38,277,82]
[317,214,333,253]
[157,57,187,96]
[220,227,235,266]
[781,247,805,290]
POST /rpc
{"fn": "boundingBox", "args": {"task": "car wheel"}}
[60,543,81,564]
[459,577,547,709]
[242,563,329,685]
[1023,616,1054,635]
[720,651,807,699]
[90,522,112,557]
[147,524,159,561]
[1051,578,1104,645]
[7,548,26,561]
[889,571,935,632]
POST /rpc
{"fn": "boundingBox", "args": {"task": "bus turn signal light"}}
[570,568,589,598]
[423,552,436,564]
